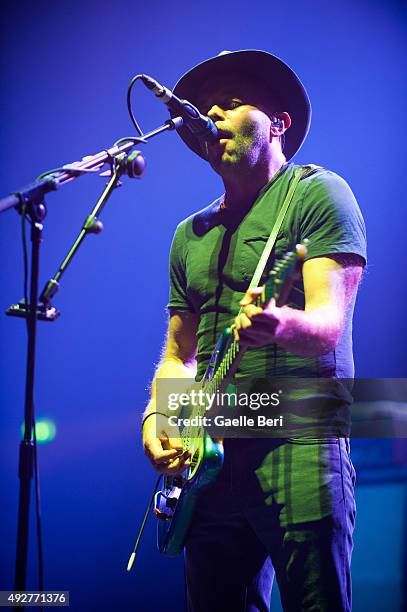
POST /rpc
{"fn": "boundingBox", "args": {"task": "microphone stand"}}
[0,116,183,596]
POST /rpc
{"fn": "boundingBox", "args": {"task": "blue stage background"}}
[0,0,406,610]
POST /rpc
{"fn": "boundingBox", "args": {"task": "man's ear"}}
[270,112,292,137]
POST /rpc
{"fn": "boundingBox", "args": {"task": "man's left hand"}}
[233,287,284,347]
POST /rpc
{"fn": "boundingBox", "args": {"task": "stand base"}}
[6,300,60,321]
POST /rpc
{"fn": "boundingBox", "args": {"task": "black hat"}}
[172,49,311,161]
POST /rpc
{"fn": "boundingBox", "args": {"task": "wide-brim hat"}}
[171,49,311,161]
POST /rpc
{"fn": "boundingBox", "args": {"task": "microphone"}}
[140,74,219,143]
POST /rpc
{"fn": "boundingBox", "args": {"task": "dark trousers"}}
[185,437,356,612]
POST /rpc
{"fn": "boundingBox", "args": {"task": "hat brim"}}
[171,50,311,161]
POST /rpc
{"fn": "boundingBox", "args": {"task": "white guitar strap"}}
[237,164,321,315]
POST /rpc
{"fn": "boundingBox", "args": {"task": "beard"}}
[209,132,271,180]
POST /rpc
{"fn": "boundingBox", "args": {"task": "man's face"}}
[197,77,275,176]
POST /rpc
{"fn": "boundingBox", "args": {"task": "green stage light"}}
[20,418,57,444]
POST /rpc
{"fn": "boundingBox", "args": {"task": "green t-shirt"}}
[168,163,367,385]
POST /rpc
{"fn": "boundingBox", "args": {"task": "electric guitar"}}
[154,241,308,556]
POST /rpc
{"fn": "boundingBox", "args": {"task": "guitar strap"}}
[237,163,321,315]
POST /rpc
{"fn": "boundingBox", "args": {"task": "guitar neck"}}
[204,332,246,397]
[187,242,309,421]
[205,243,308,393]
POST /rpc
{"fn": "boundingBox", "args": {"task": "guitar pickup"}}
[172,475,185,488]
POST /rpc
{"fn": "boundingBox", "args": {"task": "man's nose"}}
[207,104,225,121]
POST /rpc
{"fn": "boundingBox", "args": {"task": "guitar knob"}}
[153,507,171,520]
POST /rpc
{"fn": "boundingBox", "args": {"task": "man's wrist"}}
[141,411,168,430]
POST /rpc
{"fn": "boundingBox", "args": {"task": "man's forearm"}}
[274,304,342,357]
[143,357,197,418]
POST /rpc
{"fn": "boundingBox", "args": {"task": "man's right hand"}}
[142,412,192,475]
[142,310,198,475]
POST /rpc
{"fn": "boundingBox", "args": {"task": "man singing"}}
[142,50,366,611]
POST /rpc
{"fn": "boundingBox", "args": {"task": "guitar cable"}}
[126,474,162,571]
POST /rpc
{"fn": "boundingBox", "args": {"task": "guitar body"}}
[154,244,307,556]
[154,329,231,556]
[155,433,223,556]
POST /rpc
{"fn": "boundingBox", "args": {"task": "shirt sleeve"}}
[298,170,367,264]
[167,222,195,312]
